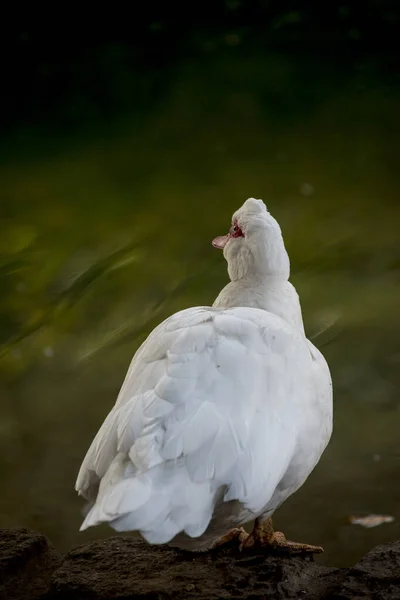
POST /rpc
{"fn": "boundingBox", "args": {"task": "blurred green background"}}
[0,1,399,567]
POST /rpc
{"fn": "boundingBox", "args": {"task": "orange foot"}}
[242,517,323,554]
[213,518,323,555]
[212,527,249,549]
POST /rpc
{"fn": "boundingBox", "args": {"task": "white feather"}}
[76,197,333,549]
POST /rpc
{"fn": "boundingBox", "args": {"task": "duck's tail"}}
[80,452,216,544]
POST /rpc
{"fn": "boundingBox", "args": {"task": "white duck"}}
[76,198,333,553]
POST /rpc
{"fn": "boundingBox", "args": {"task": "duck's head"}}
[212,198,290,281]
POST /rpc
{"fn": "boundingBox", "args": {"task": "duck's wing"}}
[76,306,313,542]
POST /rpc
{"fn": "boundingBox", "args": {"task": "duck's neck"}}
[212,275,305,335]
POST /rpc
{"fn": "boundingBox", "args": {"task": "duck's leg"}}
[211,527,249,548]
[242,516,323,554]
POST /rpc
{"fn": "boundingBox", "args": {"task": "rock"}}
[51,537,344,600]
[2,528,400,599]
[327,540,400,600]
[0,528,61,600]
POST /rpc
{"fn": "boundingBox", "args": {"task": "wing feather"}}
[76,306,314,536]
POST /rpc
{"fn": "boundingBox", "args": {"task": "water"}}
[0,48,399,567]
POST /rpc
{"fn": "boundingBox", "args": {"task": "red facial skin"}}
[212,220,244,249]
[229,220,244,238]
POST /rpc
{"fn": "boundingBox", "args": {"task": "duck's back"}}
[76,305,331,547]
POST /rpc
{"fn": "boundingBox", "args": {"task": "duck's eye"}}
[230,222,244,238]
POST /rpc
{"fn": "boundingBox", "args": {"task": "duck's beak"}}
[212,234,230,249]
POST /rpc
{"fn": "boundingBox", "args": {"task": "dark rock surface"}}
[329,540,400,600]
[0,528,61,600]
[1,528,400,600]
[51,537,343,600]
